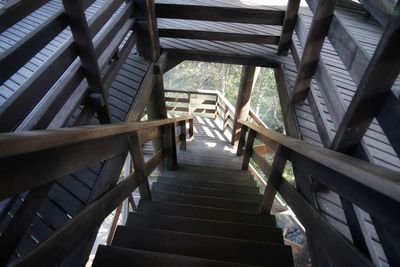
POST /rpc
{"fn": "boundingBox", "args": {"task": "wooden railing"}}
[0,0,135,131]
[237,119,400,267]
[0,116,193,266]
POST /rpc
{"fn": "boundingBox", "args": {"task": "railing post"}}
[188,92,193,115]
[128,132,151,200]
[179,120,187,151]
[241,129,257,170]
[188,118,194,140]
[164,123,178,170]
[236,124,248,156]
[259,145,290,213]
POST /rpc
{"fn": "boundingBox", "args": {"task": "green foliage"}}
[164,61,284,132]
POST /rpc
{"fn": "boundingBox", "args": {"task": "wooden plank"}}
[62,0,112,123]
[128,132,151,200]
[179,120,187,151]
[0,0,50,32]
[12,173,139,267]
[231,66,258,145]
[165,48,282,68]
[251,149,273,177]
[331,20,400,153]
[163,123,178,170]
[259,145,290,213]
[159,29,279,44]
[0,135,129,200]
[278,0,301,55]
[155,3,285,25]
[291,0,337,104]
[241,129,256,170]
[236,124,248,156]
[279,179,374,267]
[0,12,68,85]
[134,0,160,62]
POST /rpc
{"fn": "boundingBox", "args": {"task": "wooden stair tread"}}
[156,173,256,186]
[127,212,284,243]
[137,200,276,226]
[152,181,263,201]
[92,245,261,267]
[111,225,294,266]
[152,190,260,212]
[156,176,259,194]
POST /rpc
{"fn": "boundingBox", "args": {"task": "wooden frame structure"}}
[0,0,400,266]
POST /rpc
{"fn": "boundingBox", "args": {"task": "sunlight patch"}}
[205,142,217,148]
[203,127,215,137]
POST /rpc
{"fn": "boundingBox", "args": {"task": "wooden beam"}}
[241,129,257,170]
[62,0,112,123]
[331,20,400,153]
[163,123,178,170]
[165,48,283,68]
[291,0,337,104]
[159,29,280,44]
[129,132,151,200]
[134,0,160,62]
[231,66,259,145]
[279,179,374,267]
[259,145,290,213]
[278,0,301,55]
[155,3,285,25]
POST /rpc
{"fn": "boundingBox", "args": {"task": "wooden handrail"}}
[0,116,193,200]
[239,119,400,203]
[238,119,400,267]
[0,116,192,158]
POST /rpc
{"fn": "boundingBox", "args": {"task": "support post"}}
[129,132,151,200]
[259,145,290,213]
[164,123,178,170]
[188,118,194,139]
[231,66,259,146]
[134,0,160,62]
[241,129,257,170]
[179,120,187,150]
[278,0,301,55]
[236,124,248,156]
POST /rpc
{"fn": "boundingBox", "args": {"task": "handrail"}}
[239,119,400,202]
[0,116,192,158]
[238,119,400,267]
[0,116,193,200]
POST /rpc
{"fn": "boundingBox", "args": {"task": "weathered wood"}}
[11,173,139,267]
[279,179,374,267]
[231,66,259,145]
[163,123,178,170]
[0,0,51,32]
[239,120,400,204]
[155,3,285,25]
[0,183,53,265]
[128,132,151,200]
[251,150,273,177]
[278,0,301,55]
[241,129,256,170]
[331,20,400,153]
[62,0,112,123]
[165,48,282,68]
[139,127,162,144]
[236,124,248,156]
[159,29,280,44]
[259,145,290,213]
[291,0,337,104]
[134,0,160,62]
[179,120,187,151]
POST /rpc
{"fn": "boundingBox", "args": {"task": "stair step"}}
[157,173,256,186]
[112,226,294,266]
[163,167,253,179]
[156,176,259,194]
[92,246,260,267]
[152,182,262,201]
[179,164,253,177]
[137,201,275,226]
[127,212,283,243]
[152,190,260,212]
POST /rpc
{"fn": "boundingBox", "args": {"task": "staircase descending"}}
[92,165,293,266]
[91,117,294,266]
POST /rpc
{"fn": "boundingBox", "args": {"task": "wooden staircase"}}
[92,164,294,266]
